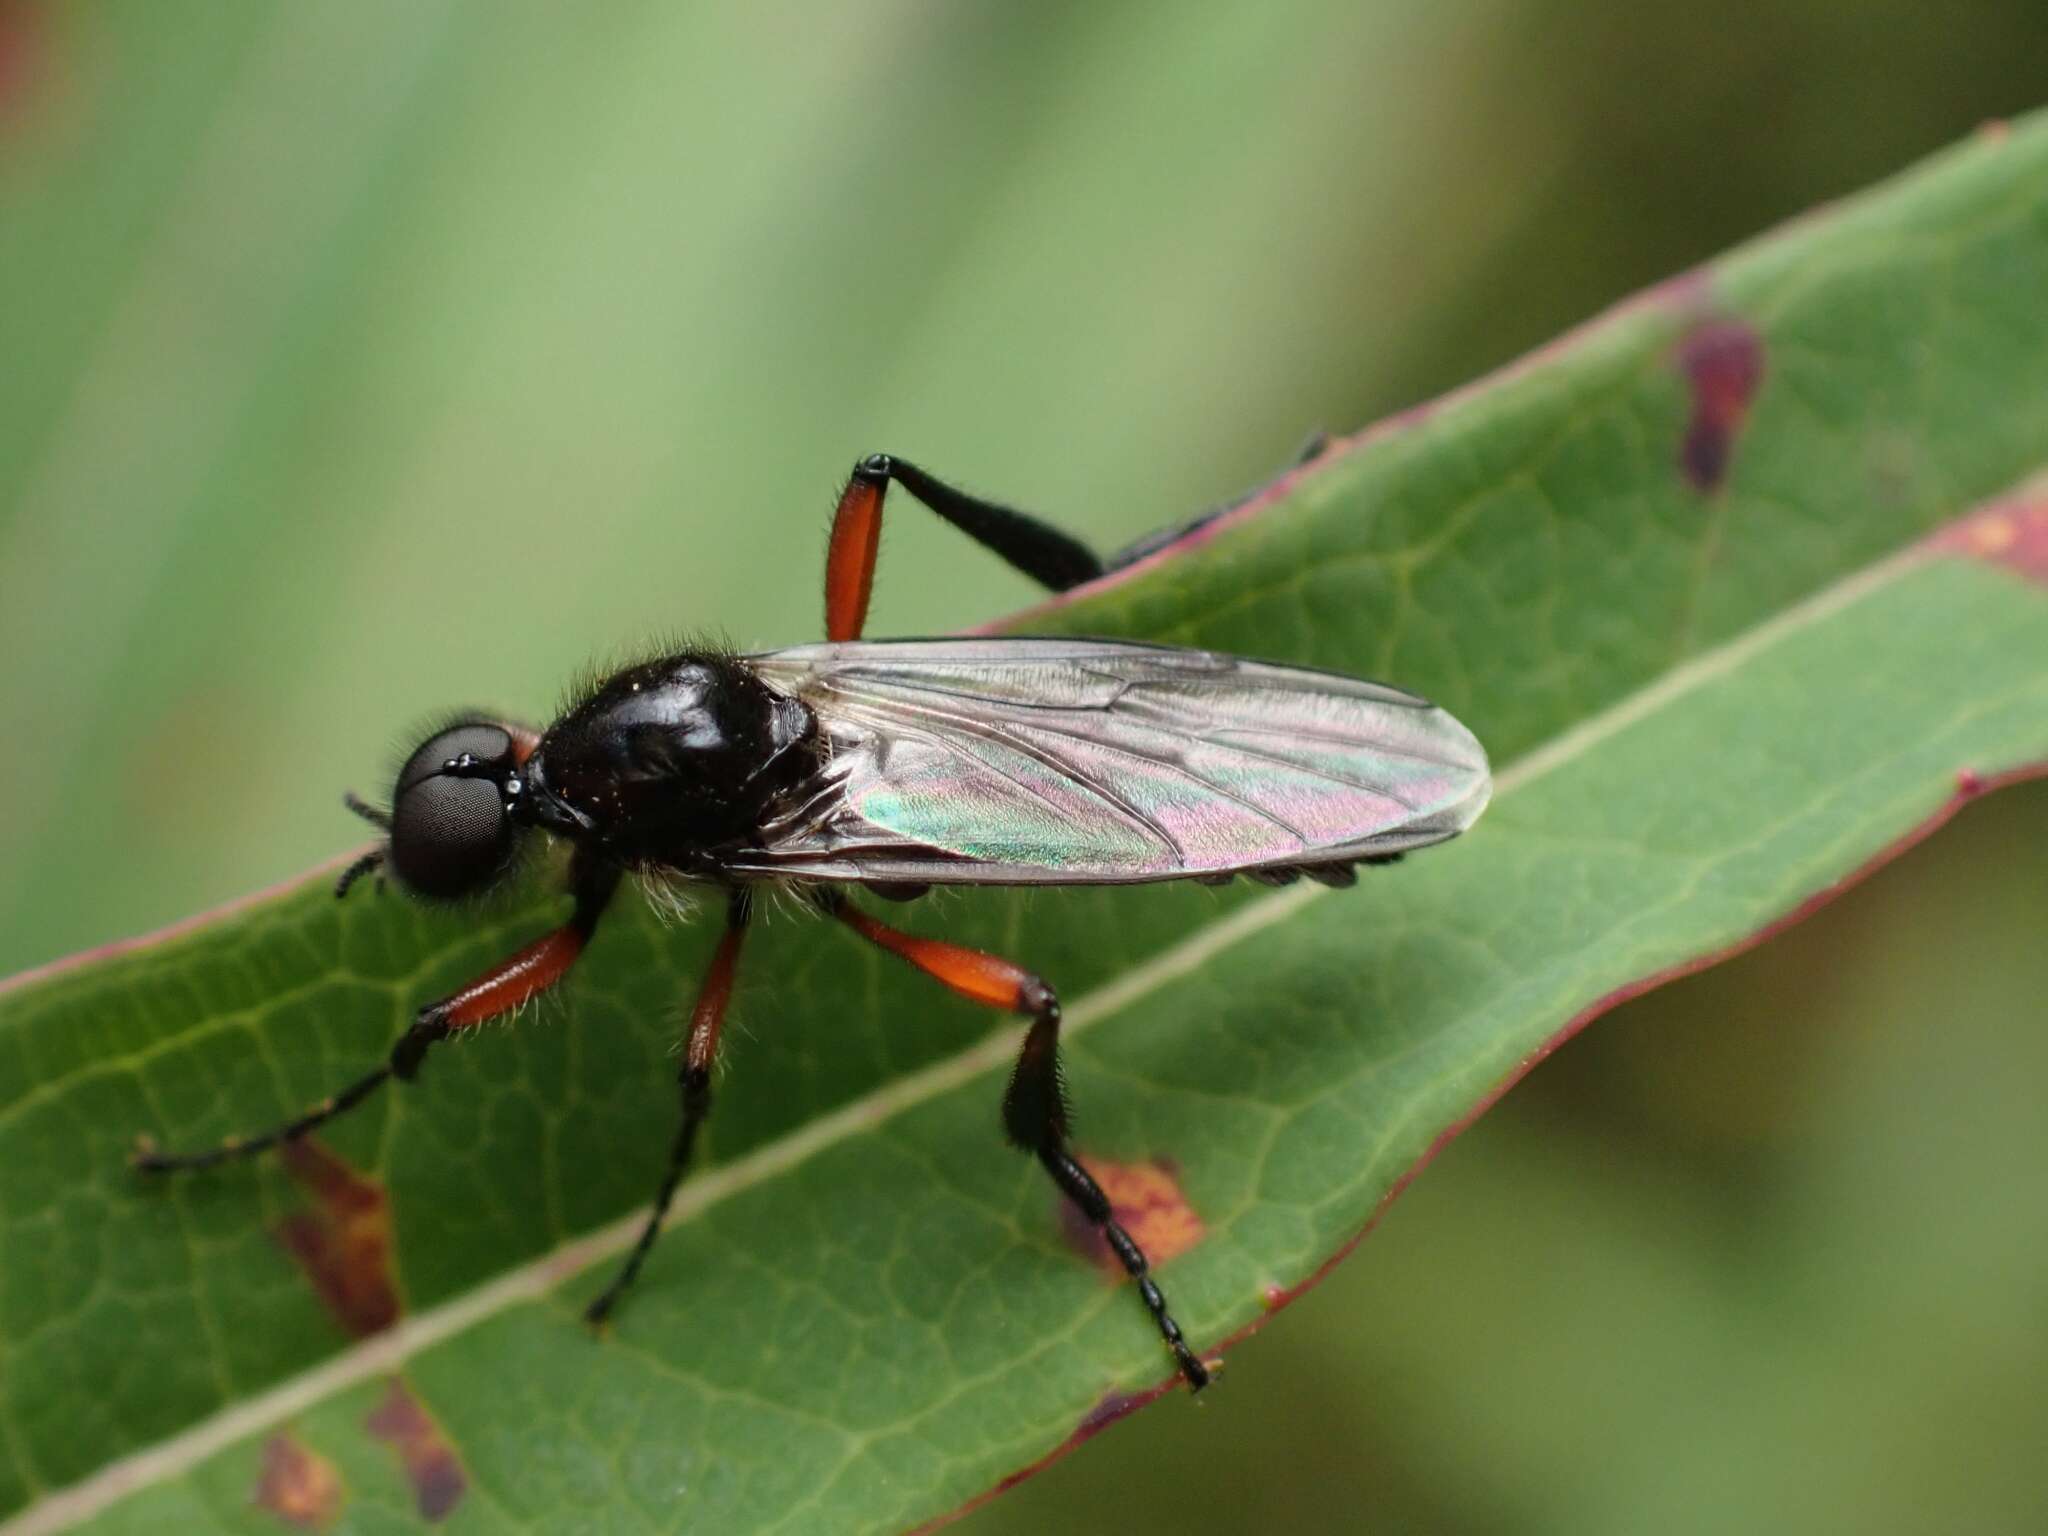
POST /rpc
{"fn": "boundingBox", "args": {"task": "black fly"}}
[136,454,1490,1392]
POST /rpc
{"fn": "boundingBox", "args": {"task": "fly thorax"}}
[527,652,815,862]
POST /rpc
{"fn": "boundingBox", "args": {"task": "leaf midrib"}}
[0,525,1971,1536]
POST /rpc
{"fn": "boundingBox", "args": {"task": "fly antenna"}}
[343,791,391,829]
[334,847,385,900]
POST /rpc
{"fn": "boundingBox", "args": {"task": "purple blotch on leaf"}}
[1675,318,1765,493]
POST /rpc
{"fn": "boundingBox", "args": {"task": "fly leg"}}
[135,859,619,1173]
[586,886,752,1325]
[825,454,1105,641]
[1100,429,1333,574]
[817,890,1211,1391]
[824,438,1337,640]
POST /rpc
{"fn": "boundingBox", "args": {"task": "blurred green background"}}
[4,3,2044,1531]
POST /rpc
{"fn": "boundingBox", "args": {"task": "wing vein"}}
[824,665,1469,777]
[825,675,1416,816]
[738,640,1490,885]
[826,682,1342,852]
[829,693,1188,861]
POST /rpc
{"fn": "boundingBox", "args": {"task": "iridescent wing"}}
[730,638,1490,888]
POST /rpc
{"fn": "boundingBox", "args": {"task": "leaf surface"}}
[5,116,2048,1535]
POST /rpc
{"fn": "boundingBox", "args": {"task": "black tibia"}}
[851,454,1106,593]
[823,889,1211,1392]
[1000,1010,1069,1148]
[853,432,1330,598]
[1005,1009,1212,1393]
[586,885,753,1326]
[135,858,621,1176]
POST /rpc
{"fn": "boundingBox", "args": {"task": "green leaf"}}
[6,114,2048,1536]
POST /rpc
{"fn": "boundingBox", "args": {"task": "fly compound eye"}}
[388,724,518,900]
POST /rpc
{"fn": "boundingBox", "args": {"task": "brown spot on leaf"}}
[0,1,40,122]
[252,1432,344,1530]
[1059,1156,1204,1275]
[273,1139,400,1338]
[1930,494,2048,585]
[366,1379,466,1523]
[1674,318,1765,493]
